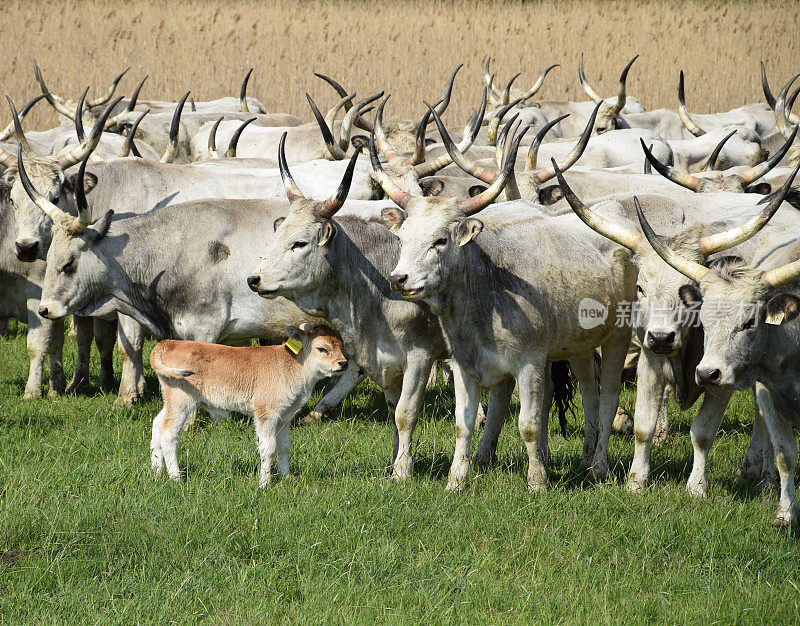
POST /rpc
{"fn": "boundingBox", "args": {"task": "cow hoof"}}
[772,515,797,532]
[445,478,467,492]
[651,429,669,447]
[473,450,496,470]
[686,480,707,498]
[99,374,115,393]
[612,408,634,436]
[626,476,648,493]
[22,389,42,400]
[527,481,548,493]
[47,387,63,399]
[114,391,143,407]
[590,464,609,483]
[300,411,325,425]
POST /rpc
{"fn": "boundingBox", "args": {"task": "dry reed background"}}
[2,0,799,130]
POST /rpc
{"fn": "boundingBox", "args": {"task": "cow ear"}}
[273,217,286,232]
[454,218,483,247]
[419,178,445,197]
[318,220,336,246]
[66,171,98,196]
[468,185,488,198]
[746,182,772,195]
[679,284,702,305]
[765,293,800,325]
[0,167,15,187]
[298,322,315,333]
[0,174,12,203]
[381,206,406,231]
[87,210,114,244]
[285,325,302,340]
[351,135,368,151]
[539,185,564,205]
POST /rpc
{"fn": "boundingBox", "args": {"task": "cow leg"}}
[22,302,52,399]
[627,351,669,492]
[568,355,599,469]
[158,386,195,481]
[686,387,734,497]
[46,317,66,397]
[65,316,93,393]
[391,355,433,482]
[94,319,117,392]
[738,389,763,482]
[590,335,629,482]
[384,386,401,468]
[116,315,146,406]
[474,377,515,469]
[309,362,365,421]
[445,363,483,490]
[254,408,280,487]
[653,390,670,444]
[756,409,776,492]
[151,407,167,473]
[756,384,799,530]
[517,358,549,492]
[275,419,292,478]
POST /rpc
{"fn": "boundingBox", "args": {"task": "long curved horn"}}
[555,159,642,251]
[738,125,797,185]
[703,130,736,172]
[324,94,355,134]
[535,101,600,183]
[240,68,254,113]
[413,88,487,178]
[74,87,89,143]
[125,75,148,112]
[120,109,148,157]
[226,117,256,157]
[315,145,363,218]
[373,96,403,164]
[368,131,412,209]
[86,67,129,108]
[33,60,70,107]
[526,114,568,170]
[578,53,604,104]
[307,93,347,160]
[698,163,799,256]
[72,153,92,230]
[17,147,73,226]
[519,64,559,101]
[644,144,653,174]
[483,58,503,99]
[641,139,702,191]
[486,97,522,146]
[432,104,509,184]
[208,116,223,158]
[410,97,443,166]
[499,118,524,200]
[774,74,799,140]
[57,96,122,169]
[0,94,45,142]
[159,92,189,164]
[341,92,383,152]
[278,132,305,202]
[458,123,529,216]
[761,61,776,110]
[6,96,34,155]
[610,55,638,115]
[635,197,710,282]
[314,73,373,132]
[434,65,462,116]
[500,73,521,106]
[494,114,518,168]
[678,70,706,137]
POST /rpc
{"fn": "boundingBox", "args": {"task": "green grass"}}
[1,319,799,623]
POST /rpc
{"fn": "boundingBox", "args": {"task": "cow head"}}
[578,54,638,135]
[0,97,119,261]
[633,166,800,388]
[288,323,348,376]
[247,134,361,314]
[558,164,798,359]
[642,128,796,195]
[375,123,527,305]
[12,151,113,319]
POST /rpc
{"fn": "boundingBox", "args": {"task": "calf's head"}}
[288,323,347,376]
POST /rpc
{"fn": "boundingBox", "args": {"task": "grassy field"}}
[2,0,799,131]
[2,318,800,623]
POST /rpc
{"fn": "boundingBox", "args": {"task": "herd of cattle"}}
[2,56,800,529]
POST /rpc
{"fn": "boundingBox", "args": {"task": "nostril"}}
[664,331,675,344]
[38,306,48,318]
[393,274,408,285]
[247,275,260,291]
[338,360,347,368]
[709,369,721,382]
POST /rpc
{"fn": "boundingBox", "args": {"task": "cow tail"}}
[150,344,194,379]
[550,360,577,438]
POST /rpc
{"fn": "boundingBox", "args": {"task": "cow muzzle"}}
[15,239,40,262]
[38,301,67,320]
[695,366,723,387]
[644,329,680,356]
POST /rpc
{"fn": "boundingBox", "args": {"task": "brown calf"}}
[149,324,346,485]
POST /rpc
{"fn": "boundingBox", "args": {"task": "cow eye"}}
[742,317,756,330]
[316,347,328,354]
[61,258,75,273]
[291,241,308,250]
[636,285,645,296]
[433,237,447,248]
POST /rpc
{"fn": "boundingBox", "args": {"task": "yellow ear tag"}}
[765,311,785,326]
[284,338,303,354]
